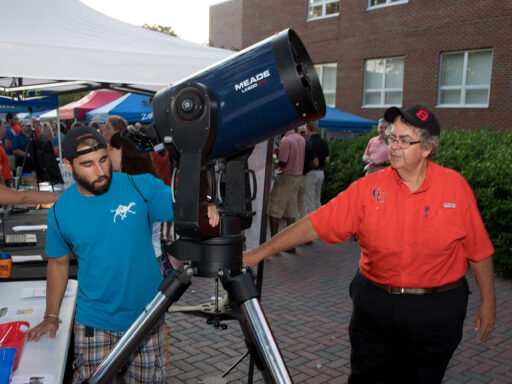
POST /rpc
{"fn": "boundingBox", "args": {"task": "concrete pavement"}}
[164,239,512,383]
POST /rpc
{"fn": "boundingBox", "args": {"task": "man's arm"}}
[0,184,59,205]
[243,216,318,266]
[4,138,12,151]
[12,148,27,158]
[27,254,70,341]
[469,256,496,341]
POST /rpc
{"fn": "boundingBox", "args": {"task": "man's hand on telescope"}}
[243,248,263,267]
[207,204,220,227]
[242,217,319,267]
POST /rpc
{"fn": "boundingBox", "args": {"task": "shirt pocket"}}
[421,206,465,256]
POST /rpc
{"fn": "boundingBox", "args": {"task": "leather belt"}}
[361,273,465,295]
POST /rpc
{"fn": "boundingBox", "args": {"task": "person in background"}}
[52,122,66,158]
[244,105,495,384]
[31,117,40,134]
[12,119,34,173]
[90,121,100,132]
[268,128,305,253]
[363,118,390,175]
[134,122,142,131]
[297,124,318,219]
[4,113,16,171]
[307,121,329,210]
[98,122,106,137]
[38,122,53,143]
[0,121,12,186]
[103,115,127,145]
[9,113,21,134]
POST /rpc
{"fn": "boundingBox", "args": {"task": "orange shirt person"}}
[243,105,495,384]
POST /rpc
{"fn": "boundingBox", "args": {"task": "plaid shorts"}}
[72,317,166,384]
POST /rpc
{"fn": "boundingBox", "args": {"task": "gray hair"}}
[419,128,440,159]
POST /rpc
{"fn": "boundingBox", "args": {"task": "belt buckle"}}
[387,286,405,295]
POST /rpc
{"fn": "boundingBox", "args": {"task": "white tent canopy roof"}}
[0,0,232,96]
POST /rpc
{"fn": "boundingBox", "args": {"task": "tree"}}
[59,92,89,107]
[142,24,178,38]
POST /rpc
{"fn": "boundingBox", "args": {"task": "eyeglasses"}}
[384,136,421,149]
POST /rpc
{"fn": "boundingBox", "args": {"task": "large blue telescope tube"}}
[153,29,326,160]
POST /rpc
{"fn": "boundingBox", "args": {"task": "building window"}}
[368,0,408,10]
[308,0,340,20]
[314,63,337,107]
[438,49,493,107]
[363,57,404,107]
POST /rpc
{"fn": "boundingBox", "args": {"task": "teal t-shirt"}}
[46,172,174,331]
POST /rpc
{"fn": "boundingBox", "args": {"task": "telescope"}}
[87,29,325,384]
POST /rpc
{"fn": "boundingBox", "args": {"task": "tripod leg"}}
[84,265,193,384]
[220,269,293,384]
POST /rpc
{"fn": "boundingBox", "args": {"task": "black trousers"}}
[348,271,469,384]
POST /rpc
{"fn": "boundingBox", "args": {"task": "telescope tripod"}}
[85,254,293,383]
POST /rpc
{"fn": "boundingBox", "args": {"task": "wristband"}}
[44,313,61,322]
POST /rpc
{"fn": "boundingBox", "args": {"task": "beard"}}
[73,162,113,196]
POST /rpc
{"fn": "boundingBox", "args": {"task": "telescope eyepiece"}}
[174,87,205,122]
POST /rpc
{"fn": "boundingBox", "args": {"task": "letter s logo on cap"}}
[416,110,429,121]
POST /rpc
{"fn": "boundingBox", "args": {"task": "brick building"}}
[210,0,512,131]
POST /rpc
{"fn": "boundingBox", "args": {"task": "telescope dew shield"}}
[153,29,326,160]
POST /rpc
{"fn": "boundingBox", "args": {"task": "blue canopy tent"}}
[0,91,58,113]
[319,106,376,139]
[85,93,153,124]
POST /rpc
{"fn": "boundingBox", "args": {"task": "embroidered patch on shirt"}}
[444,203,456,209]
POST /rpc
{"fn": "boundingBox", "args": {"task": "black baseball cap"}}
[62,126,107,160]
[384,105,441,136]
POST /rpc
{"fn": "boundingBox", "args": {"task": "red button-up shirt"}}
[309,161,493,287]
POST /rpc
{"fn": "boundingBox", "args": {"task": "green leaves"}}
[436,128,512,277]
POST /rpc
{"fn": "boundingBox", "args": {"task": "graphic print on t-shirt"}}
[111,202,136,223]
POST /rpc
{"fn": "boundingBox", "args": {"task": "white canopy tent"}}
[0,0,232,96]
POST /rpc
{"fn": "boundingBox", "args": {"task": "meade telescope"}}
[87,29,325,384]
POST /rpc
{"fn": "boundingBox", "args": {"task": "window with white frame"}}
[438,49,493,107]
[368,0,408,9]
[363,57,404,107]
[314,63,337,107]
[308,0,340,20]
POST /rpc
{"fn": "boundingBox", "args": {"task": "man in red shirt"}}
[244,106,495,383]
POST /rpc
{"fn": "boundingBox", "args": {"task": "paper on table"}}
[12,225,47,232]
[20,285,74,299]
[12,255,43,263]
